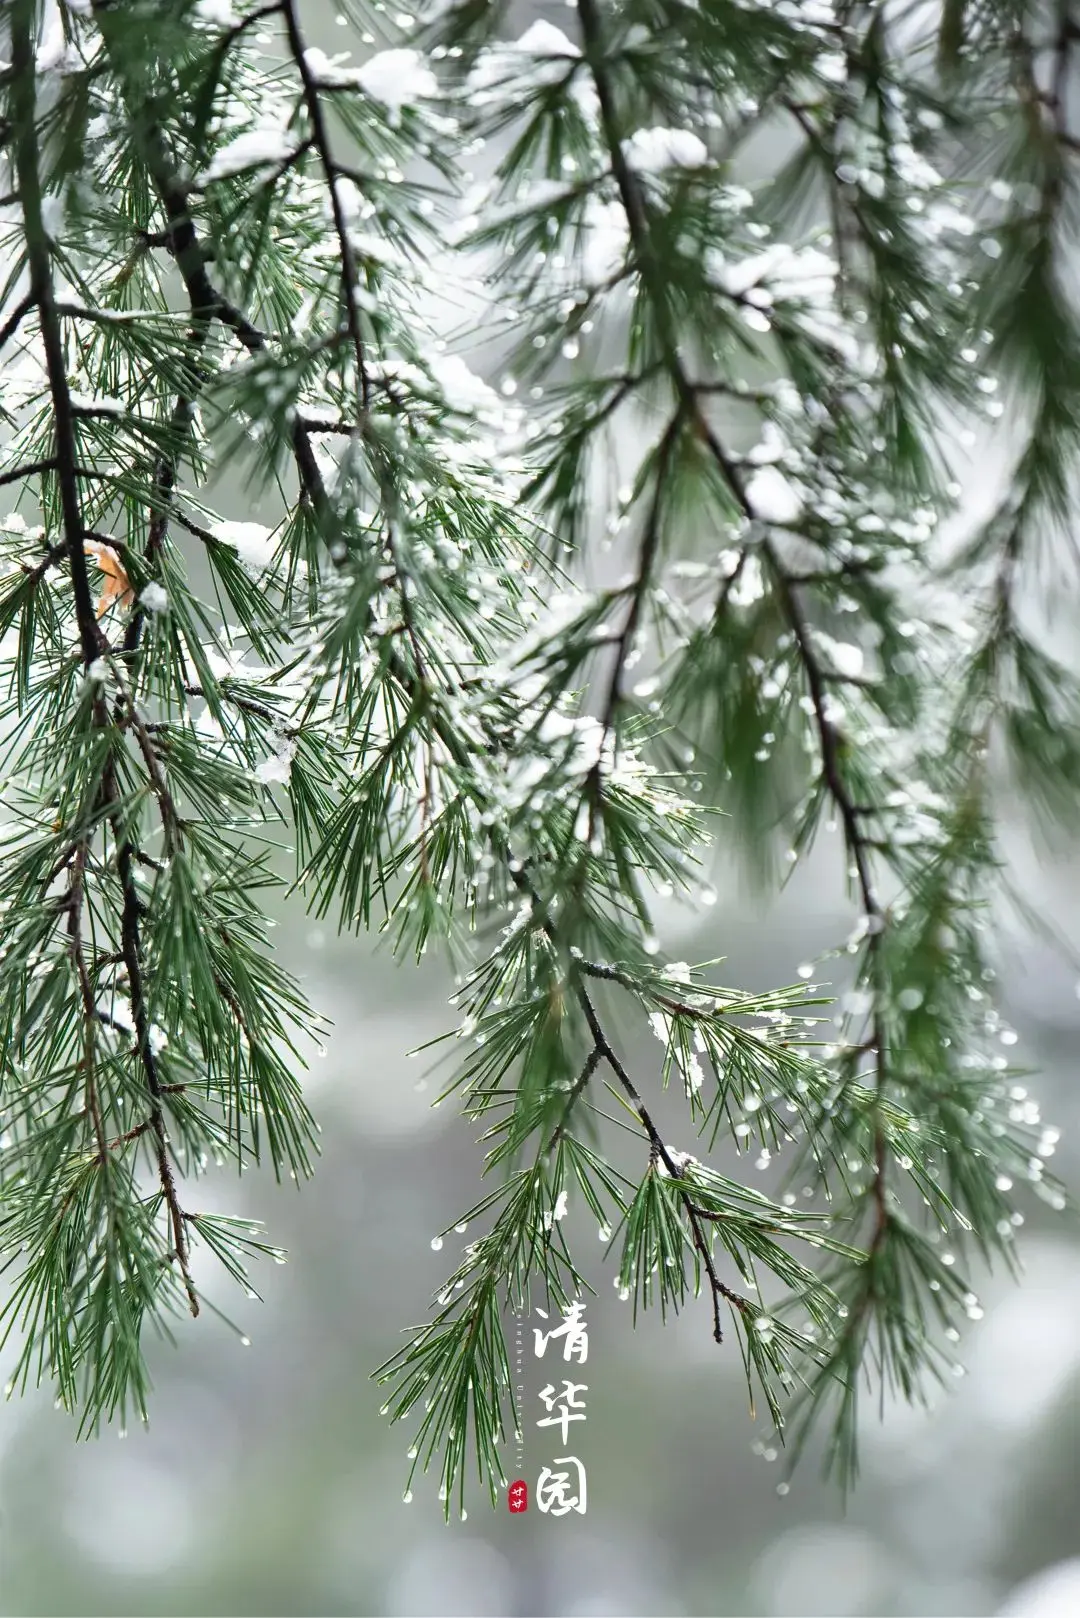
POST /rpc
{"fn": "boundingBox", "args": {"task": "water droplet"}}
[431,1236,444,1251]
[699,885,717,907]
[403,1490,413,1503]
[776,1481,790,1496]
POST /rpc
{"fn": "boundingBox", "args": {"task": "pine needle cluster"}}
[0,0,1074,1515]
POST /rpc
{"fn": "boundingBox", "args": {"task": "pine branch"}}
[65,840,111,1168]
[10,6,102,669]
[111,804,200,1316]
[12,4,200,1322]
[578,984,750,1339]
[576,0,895,1251]
[494,844,754,1338]
[280,0,372,415]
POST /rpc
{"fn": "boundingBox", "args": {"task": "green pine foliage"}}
[0,0,1075,1514]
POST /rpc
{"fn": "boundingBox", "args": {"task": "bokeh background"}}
[3,3,1080,1615]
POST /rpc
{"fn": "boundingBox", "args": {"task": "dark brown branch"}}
[205,0,284,57]
[10,32,103,665]
[18,535,70,592]
[65,844,111,1167]
[120,347,208,667]
[105,654,183,853]
[280,0,431,678]
[0,290,34,353]
[596,407,685,746]
[99,1119,152,1156]
[576,982,748,1340]
[183,680,291,732]
[88,1089,187,1163]
[112,809,198,1314]
[546,1043,603,1155]
[281,0,372,414]
[0,457,59,489]
[15,7,198,1312]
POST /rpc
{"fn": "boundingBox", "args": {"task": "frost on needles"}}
[0,0,1075,1518]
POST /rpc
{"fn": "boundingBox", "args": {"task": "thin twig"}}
[546,1043,603,1155]
[66,844,111,1166]
[0,289,34,353]
[576,982,749,1339]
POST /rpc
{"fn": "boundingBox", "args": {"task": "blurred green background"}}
[3,2,1080,1614]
